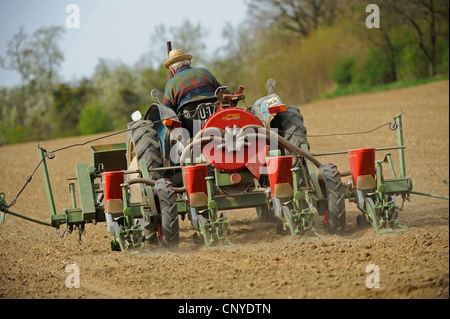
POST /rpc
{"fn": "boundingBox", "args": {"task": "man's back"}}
[163,65,221,112]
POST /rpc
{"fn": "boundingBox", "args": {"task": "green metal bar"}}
[365,199,379,231]
[3,209,53,227]
[177,199,187,214]
[39,148,57,217]
[121,183,134,228]
[206,176,217,219]
[214,192,267,210]
[375,161,386,205]
[127,204,144,219]
[291,167,304,214]
[69,183,77,209]
[301,145,322,198]
[385,154,397,179]
[394,113,407,178]
[76,164,96,220]
[383,178,412,194]
[139,159,157,213]
[411,191,449,200]
[55,210,80,222]
[311,146,406,157]
[215,169,254,187]
[148,165,182,172]
[199,176,232,249]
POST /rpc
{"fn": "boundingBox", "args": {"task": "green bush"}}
[331,57,354,88]
[0,106,29,145]
[352,48,397,86]
[436,43,449,75]
[79,101,114,135]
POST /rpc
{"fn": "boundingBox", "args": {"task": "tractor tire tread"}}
[127,120,163,180]
[154,178,179,250]
[319,163,346,235]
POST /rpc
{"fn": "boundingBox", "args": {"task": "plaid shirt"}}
[163,66,221,112]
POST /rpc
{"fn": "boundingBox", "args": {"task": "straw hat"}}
[164,49,193,69]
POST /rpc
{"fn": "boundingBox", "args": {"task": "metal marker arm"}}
[39,147,57,217]
[0,192,52,227]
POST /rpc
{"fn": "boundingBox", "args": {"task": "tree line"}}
[0,0,448,145]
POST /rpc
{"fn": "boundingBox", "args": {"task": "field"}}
[0,80,448,300]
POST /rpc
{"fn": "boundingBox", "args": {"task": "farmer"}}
[163,49,222,113]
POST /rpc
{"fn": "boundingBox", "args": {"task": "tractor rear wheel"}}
[154,178,179,250]
[272,105,308,150]
[126,120,163,180]
[318,164,346,235]
[257,106,308,221]
[271,106,309,183]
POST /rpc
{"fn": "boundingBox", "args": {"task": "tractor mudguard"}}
[143,103,178,159]
[251,93,285,127]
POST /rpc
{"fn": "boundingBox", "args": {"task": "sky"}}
[0,0,248,87]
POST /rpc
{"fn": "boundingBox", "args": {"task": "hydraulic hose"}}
[192,126,225,142]
[242,125,323,168]
[185,124,323,168]
[179,135,224,168]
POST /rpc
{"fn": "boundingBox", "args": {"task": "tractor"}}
[117,78,332,251]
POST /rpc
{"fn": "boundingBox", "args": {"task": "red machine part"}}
[266,156,293,197]
[201,108,266,176]
[163,117,182,128]
[203,107,263,131]
[182,164,209,207]
[182,164,208,196]
[230,173,242,184]
[347,148,376,187]
[268,103,287,114]
[102,171,124,213]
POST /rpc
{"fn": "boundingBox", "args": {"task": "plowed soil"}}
[0,80,448,300]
